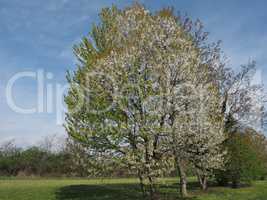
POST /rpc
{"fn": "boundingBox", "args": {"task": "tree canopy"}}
[65,4,265,199]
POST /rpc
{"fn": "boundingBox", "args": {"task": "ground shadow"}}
[55,184,142,200]
[159,181,201,192]
[56,182,199,200]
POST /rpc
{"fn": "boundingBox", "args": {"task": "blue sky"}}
[0,0,266,146]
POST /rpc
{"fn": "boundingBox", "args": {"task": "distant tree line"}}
[0,137,70,177]
[0,136,135,177]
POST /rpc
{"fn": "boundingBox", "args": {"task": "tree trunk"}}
[197,174,208,191]
[138,171,146,199]
[147,174,159,200]
[231,174,241,188]
[176,157,188,197]
[232,179,240,188]
[138,174,158,200]
[180,174,188,198]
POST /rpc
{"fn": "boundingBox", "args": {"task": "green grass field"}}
[0,178,267,200]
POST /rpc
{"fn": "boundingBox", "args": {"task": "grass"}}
[0,177,266,200]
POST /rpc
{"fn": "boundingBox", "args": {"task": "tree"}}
[215,124,267,188]
[64,3,265,199]
[146,13,227,195]
[65,5,171,199]
[64,4,225,198]
[0,140,21,176]
[211,57,266,188]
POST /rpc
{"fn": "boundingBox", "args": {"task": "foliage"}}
[0,139,135,178]
[65,138,131,177]
[0,140,72,177]
[64,4,232,198]
[215,123,267,188]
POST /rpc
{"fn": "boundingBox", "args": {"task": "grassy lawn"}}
[0,178,266,200]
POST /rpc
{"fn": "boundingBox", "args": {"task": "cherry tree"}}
[64,4,265,199]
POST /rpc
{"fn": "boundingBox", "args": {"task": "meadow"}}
[0,178,267,200]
